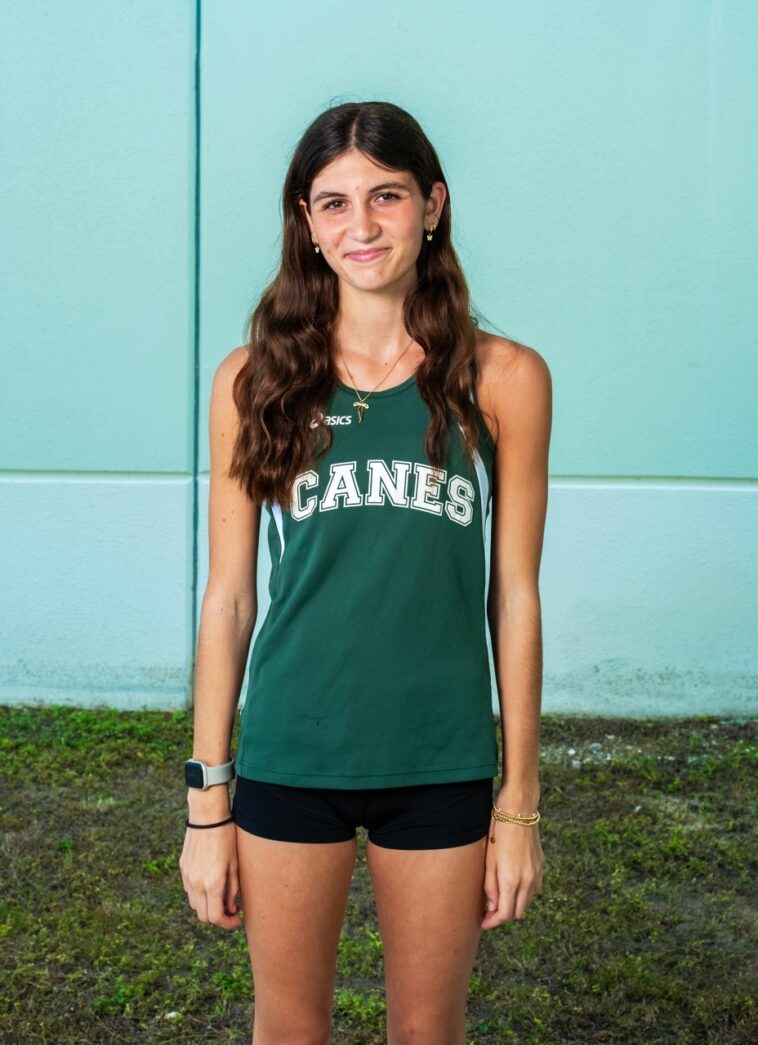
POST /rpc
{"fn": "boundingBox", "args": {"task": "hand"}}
[179,819,242,930]
[481,815,544,929]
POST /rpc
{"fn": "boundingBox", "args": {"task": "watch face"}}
[184,761,205,789]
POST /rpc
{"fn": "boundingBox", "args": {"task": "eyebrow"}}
[311,180,412,204]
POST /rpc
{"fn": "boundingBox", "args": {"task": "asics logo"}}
[310,413,352,428]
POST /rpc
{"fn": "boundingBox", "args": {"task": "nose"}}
[347,200,382,243]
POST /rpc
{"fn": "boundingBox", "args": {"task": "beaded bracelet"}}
[489,803,540,843]
[185,815,235,829]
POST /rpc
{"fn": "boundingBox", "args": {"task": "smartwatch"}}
[184,758,236,790]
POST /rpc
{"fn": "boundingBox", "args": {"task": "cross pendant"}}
[353,400,369,423]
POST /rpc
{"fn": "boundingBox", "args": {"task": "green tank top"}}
[235,371,499,788]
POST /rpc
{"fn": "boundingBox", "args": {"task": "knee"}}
[251,1014,332,1045]
[388,1014,465,1045]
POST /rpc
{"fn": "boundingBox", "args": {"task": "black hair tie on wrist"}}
[185,815,235,829]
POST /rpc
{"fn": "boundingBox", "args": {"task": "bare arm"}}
[187,344,261,822]
[179,345,261,931]
[483,340,552,815]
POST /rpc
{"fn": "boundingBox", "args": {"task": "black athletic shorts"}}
[232,775,494,850]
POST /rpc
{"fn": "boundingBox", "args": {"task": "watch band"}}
[184,757,236,790]
[204,759,235,786]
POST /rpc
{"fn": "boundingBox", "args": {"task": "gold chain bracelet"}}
[490,803,541,842]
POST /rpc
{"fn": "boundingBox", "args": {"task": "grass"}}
[0,705,755,1044]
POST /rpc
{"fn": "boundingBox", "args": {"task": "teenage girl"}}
[180,100,551,1045]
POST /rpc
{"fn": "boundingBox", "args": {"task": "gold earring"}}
[426,222,437,242]
[313,240,320,254]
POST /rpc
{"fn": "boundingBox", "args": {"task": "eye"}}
[321,191,402,211]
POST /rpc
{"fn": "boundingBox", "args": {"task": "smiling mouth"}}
[347,248,388,261]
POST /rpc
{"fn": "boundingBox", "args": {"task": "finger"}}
[192,894,208,923]
[481,907,501,929]
[482,861,499,917]
[513,883,531,920]
[225,870,240,915]
[208,891,243,931]
[220,911,244,930]
[207,892,225,925]
[496,865,519,921]
[481,893,503,928]
[483,890,515,929]
[482,892,499,917]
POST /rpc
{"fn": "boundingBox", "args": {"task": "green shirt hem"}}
[234,758,498,789]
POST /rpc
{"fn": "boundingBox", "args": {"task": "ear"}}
[426,180,447,224]
[298,197,314,236]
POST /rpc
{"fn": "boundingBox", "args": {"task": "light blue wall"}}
[2,2,756,715]
[1,1,196,708]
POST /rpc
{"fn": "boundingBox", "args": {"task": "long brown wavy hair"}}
[229,100,494,510]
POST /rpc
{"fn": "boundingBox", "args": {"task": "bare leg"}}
[235,826,358,1045]
[366,835,488,1045]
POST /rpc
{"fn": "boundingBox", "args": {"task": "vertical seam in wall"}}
[189,0,201,707]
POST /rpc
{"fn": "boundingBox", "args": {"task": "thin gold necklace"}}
[338,335,416,424]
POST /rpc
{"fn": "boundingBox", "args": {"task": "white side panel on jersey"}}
[457,420,490,545]
[472,448,491,543]
[239,502,280,714]
[467,388,492,543]
[270,499,285,561]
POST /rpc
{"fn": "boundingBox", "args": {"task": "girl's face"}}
[299,148,446,294]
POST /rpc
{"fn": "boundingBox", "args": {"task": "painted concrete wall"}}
[2,1,756,716]
[1,1,196,709]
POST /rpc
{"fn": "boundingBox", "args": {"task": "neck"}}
[332,278,415,365]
